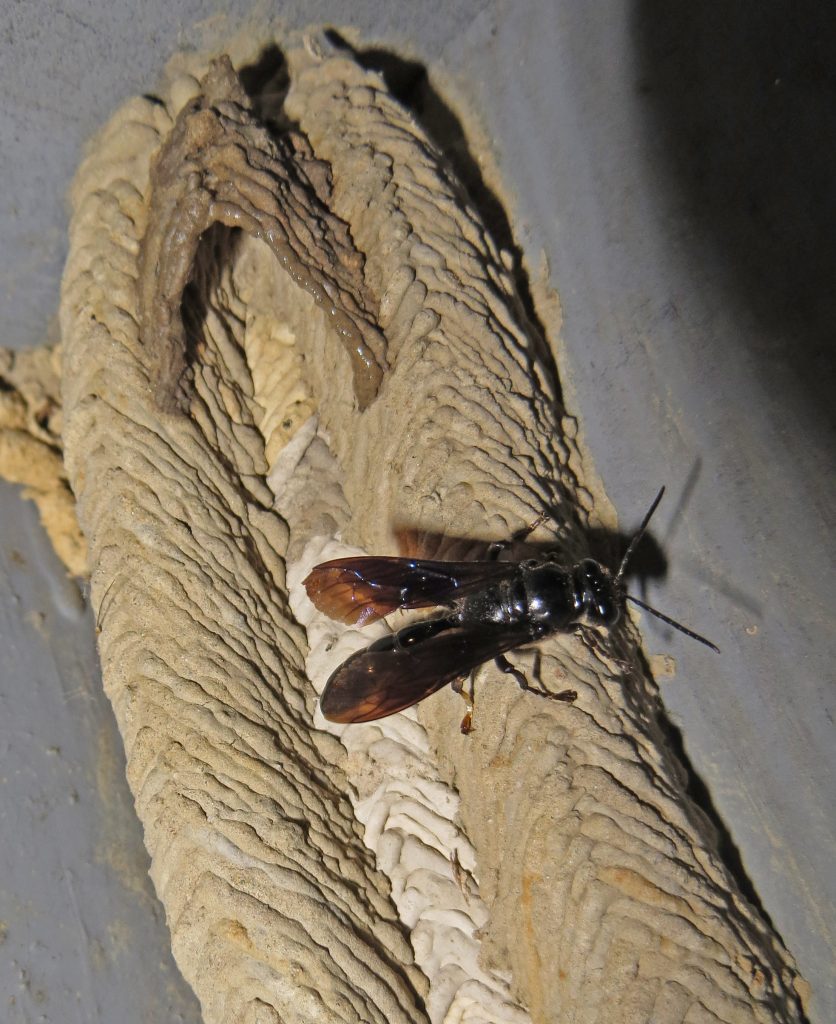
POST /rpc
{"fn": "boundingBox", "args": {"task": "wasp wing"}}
[319,618,534,723]
[304,556,518,626]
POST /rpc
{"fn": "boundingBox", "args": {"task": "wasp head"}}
[573,559,621,627]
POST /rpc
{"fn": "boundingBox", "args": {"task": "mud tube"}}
[59,37,804,1024]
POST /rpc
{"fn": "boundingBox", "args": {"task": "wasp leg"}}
[495,652,528,687]
[495,653,577,704]
[452,672,475,734]
[487,510,551,561]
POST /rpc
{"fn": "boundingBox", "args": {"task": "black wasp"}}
[304,487,718,728]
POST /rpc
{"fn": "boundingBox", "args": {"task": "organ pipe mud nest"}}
[0,32,809,1024]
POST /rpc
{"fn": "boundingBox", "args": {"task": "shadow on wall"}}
[632,0,836,437]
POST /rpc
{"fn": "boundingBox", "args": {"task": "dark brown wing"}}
[304,556,518,626]
[319,619,533,723]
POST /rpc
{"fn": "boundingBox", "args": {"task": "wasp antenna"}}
[627,594,720,653]
[614,486,666,586]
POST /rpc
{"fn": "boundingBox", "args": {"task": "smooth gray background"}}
[0,3,832,1022]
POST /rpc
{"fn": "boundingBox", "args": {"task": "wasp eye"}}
[593,593,620,626]
[573,559,620,626]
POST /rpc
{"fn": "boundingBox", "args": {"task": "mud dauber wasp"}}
[304,487,718,728]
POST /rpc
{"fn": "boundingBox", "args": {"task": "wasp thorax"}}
[520,562,578,629]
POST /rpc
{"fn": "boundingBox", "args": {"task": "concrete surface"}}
[0,2,832,1022]
[0,480,204,1022]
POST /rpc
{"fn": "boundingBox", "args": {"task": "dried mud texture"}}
[0,345,87,575]
[61,55,426,1024]
[138,56,386,413]
[57,36,806,1024]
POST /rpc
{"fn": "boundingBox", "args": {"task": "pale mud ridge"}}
[0,30,806,1024]
[0,344,87,575]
